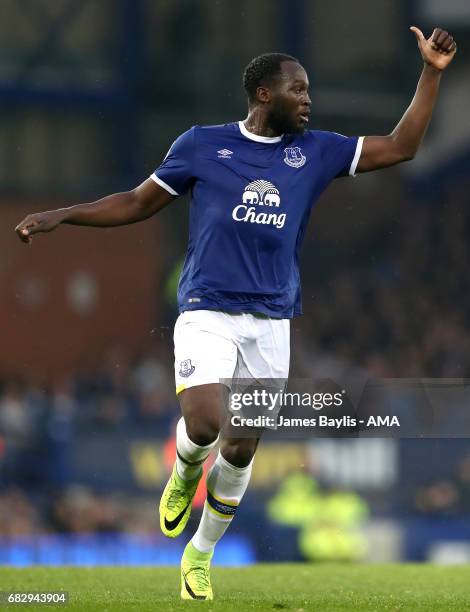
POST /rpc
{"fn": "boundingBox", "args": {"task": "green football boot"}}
[159,464,202,538]
[181,541,214,601]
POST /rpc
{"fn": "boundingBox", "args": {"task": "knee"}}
[179,385,225,446]
[184,412,219,447]
[220,439,257,468]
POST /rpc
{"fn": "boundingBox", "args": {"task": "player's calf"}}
[219,437,259,468]
[191,449,254,552]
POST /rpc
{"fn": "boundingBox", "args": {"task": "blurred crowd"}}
[0,486,158,537]
[0,345,177,441]
[414,452,470,517]
[294,178,470,379]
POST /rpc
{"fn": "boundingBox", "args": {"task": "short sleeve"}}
[151,127,196,196]
[318,132,364,179]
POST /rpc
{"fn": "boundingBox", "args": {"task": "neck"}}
[243,107,281,138]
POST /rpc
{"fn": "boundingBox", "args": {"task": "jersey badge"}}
[283,146,306,168]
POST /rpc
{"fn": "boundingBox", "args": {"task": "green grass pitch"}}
[1,564,470,611]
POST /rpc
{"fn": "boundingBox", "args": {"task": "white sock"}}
[191,452,253,553]
[175,417,218,481]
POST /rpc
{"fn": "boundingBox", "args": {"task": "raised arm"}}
[15,178,174,244]
[357,27,457,173]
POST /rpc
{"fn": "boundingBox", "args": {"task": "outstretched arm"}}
[15,178,174,244]
[357,27,457,173]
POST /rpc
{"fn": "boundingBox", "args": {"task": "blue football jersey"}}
[152,121,363,318]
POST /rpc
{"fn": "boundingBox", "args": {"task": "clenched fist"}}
[15,210,66,244]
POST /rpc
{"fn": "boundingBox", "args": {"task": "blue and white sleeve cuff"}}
[150,173,179,196]
[349,136,365,177]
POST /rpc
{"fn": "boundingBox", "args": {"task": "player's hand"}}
[410,27,457,71]
[15,210,65,244]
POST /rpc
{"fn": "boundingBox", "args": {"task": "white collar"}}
[238,120,283,143]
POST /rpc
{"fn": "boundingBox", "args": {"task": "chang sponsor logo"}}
[232,180,286,229]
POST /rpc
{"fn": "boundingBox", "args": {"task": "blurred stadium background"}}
[1,0,470,568]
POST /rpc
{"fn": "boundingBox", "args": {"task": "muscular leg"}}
[190,417,260,553]
[173,384,224,482]
[175,381,260,600]
[180,384,260,458]
[179,383,225,446]
[160,384,224,539]
[177,383,259,474]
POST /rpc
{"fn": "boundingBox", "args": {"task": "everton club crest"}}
[283,146,306,168]
[179,359,195,378]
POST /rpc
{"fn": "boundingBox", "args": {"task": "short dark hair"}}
[243,53,299,103]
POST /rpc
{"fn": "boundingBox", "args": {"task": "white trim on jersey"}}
[150,173,179,196]
[349,136,365,177]
[238,121,283,143]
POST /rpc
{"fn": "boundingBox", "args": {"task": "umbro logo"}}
[217,148,233,159]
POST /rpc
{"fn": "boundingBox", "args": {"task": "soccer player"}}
[15,27,456,600]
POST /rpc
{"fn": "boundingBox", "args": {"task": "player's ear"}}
[256,86,272,104]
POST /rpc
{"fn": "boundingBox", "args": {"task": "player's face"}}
[268,61,311,135]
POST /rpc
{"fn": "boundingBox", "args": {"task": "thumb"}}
[410,26,426,45]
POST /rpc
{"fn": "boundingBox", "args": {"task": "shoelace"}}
[187,566,210,591]
[167,486,185,511]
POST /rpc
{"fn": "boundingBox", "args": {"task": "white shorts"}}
[174,310,290,394]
